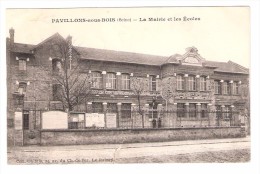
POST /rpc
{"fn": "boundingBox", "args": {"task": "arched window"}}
[176,75,184,90]
[106,73,116,89]
[121,73,130,90]
[91,71,102,89]
[52,58,62,73]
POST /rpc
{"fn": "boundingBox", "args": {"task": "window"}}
[52,84,62,101]
[92,72,102,89]
[92,102,103,113]
[177,103,185,117]
[201,104,208,118]
[121,74,130,90]
[224,106,231,119]
[188,76,196,91]
[189,103,196,117]
[223,82,230,95]
[200,77,207,91]
[149,103,158,118]
[214,81,221,94]
[106,73,116,89]
[121,103,131,118]
[233,82,239,95]
[107,103,117,113]
[19,59,26,71]
[23,111,29,130]
[216,105,222,123]
[15,95,24,106]
[177,75,184,90]
[52,59,62,73]
[18,82,27,95]
[149,75,157,91]
[68,113,85,129]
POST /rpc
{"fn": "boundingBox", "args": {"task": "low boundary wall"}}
[40,126,245,146]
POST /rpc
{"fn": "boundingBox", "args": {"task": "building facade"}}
[6,29,250,146]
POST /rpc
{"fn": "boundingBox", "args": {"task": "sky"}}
[6,7,250,67]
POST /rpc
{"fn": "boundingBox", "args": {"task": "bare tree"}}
[48,36,92,112]
[131,77,147,128]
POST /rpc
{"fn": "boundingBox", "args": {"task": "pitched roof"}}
[204,60,249,74]
[12,43,35,54]
[33,32,64,49]
[75,46,168,66]
[9,38,249,74]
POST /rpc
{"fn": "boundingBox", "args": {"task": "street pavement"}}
[7,136,250,164]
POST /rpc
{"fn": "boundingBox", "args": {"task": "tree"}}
[48,36,92,112]
[131,77,147,128]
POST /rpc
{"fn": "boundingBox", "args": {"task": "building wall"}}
[6,34,250,146]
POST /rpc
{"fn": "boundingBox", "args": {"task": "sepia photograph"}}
[1,2,259,174]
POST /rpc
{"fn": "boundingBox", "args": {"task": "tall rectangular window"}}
[214,81,221,94]
[149,103,158,118]
[216,105,222,121]
[201,104,208,118]
[233,82,239,95]
[92,72,102,89]
[149,75,157,91]
[23,111,29,130]
[177,75,184,90]
[189,103,196,117]
[92,102,103,113]
[188,76,196,91]
[19,59,26,71]
[200,77,207,91]
[121,103,131,118]
[223,82,230,95]
[106,73,116,89]
[224,105,231,119]
[121,74,130,90]
[177,103,185,117]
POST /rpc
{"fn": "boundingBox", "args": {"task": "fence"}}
[117,110,239,129]
[19,109,240,131]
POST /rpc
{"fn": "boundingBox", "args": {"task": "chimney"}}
[66,35,72,46]
[9,28,14,48]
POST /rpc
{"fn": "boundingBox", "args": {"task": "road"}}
[7,136,250,164]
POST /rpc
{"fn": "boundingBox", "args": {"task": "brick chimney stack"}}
[9,28,14,48]
[66,35,72,46]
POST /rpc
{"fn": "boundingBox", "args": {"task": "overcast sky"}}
[6,7,250,67]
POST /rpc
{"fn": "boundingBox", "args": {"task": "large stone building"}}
[6,28,249,146]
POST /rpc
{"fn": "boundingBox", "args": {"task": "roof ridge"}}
[33,32,64,49]
[228,60,249,73]
[75,46,169,58]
